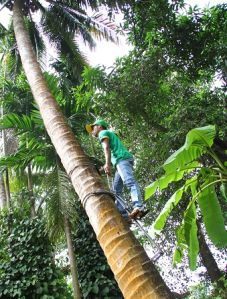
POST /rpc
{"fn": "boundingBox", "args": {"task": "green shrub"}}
[0,210,71,299]
[72,204,123,299]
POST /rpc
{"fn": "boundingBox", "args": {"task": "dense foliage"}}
[0,210,71,298]
[72,203,123,299]
[145,126,227,270]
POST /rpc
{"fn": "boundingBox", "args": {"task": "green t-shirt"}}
[98,130,133,166]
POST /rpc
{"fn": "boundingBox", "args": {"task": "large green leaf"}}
[198,182,227,247]
[183,203,199,270]
[145,161,200,200]
[163,125,216,174]
[173,204,199,270]
[173,179,199,270]
[173,225,187,267]
[151,177,196,232]
[152,187,185,231]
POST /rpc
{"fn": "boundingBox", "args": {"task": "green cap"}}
[85,119,109,133]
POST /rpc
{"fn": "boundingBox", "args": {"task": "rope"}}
[81,189,116,208]
[68,162,94,178]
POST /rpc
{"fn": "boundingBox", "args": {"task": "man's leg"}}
[116,159,144,210]
[113,170,129,219]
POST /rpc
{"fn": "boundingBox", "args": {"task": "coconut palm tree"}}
[0,0,175,297]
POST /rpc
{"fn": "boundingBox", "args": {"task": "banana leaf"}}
[183,203,199,270]
[198,181,227,247]
[145,161,200,200]
[152,187,184,231]
[163,125,216,174]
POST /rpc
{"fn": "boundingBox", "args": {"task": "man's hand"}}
[103,163,111,175]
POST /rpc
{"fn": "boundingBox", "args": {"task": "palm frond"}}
[44,175,65,242]
[26,18,45,61]
[0,137,52,170]
[57,168,78,219]
[0,73,34,114]
[57,4,118,44]
[30,108,44,126]
[41,5,94,54]
[0,113,34,131]
[32,153,55,173]
[0,23,22,79]
[87,12,118,43]
[43,72,65,101]
[41,10,89,82]
[41,3,118,54]
[42,168,78,243]
[30,108,45,127]
[51,57,83,91]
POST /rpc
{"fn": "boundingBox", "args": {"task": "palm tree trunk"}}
[0,173,7,209]
[13,1,174,297]
[4,169,11,208]
[64,215,81,299]
[1,106,11,208]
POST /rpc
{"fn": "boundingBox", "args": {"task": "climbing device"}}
[106,175,163,263]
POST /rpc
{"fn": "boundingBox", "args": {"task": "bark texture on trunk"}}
[13,1,174,297]
[1,122,11,208]
[64,216,81,299]
[5,169,10,208]
[0,173,7,209]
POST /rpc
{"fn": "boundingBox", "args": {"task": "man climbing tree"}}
[86,119,148,222]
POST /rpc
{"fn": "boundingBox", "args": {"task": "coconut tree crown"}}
[1,0,128,80]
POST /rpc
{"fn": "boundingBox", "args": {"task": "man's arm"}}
[101,138,111,175]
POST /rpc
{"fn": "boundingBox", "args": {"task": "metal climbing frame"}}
[106,175,163,262]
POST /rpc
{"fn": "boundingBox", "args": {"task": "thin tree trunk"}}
[197,220,222,283]
[64,215,81,299]
[27,164,36,218]
[1,107,10,207]
[13,1,174,297]
[0,173,7,209]
[4,169,10,208]
[0,106,7,209]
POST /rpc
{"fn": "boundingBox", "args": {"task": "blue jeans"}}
[113,158,143,218]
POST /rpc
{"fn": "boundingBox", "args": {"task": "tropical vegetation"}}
[0,0,226,298]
